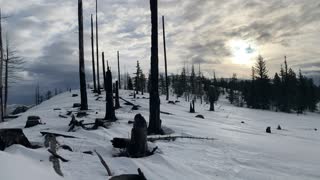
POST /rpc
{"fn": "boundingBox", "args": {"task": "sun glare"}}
[229,40,256,65]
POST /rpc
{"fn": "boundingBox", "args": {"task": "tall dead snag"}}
[208,86,215,111]
[104,67,116,121]
[115,81,120,109]
[91,14,97,92]
[189,100,195,113]
[102,52,106,90]
[4,35,8,116]
[148,0,163,135]
[117,51,121,89]
[95,0,101,94]
[162,15,169,101]
[78,0,88,110]
[0,10,3,122]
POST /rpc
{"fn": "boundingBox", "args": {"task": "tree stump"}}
[0,129,32,150]
[25,116,41,128]
[127,114,148,158]
[266,127,271,133]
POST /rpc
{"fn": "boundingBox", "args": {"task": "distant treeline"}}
[125,56,319,114]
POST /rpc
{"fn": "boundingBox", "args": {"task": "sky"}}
[0,0,320,104]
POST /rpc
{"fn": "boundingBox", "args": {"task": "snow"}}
[1,89,320,180]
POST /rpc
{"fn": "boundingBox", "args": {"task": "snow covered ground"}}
[0,89,320,180]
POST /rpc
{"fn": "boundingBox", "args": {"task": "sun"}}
[229,40,256,65]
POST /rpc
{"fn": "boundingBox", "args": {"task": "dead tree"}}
[104,67,116,121]
[189,100,195,113]
[117,51,121,89]
[208,86,215,111]
[91,14,97,92]
[78,0,88,110]
[148,0,163,135]
[4,37,8,115]
[127,114,148,157]
[95,0,101,94]
[0,10,3,122]
[115,81,120,109]
[162,15,169,101]
[102,52,106,90]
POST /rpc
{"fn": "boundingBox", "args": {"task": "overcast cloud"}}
[0,0,319,104]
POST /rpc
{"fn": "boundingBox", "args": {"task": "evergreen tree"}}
[254,55,270,109]
[296,70,307,113]
[127,75,133,90]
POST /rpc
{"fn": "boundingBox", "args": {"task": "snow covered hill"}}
[0,89,320,180]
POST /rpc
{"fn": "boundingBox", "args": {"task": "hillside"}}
[1,89,320,180]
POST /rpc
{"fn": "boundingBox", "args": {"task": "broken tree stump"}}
[127,114,148,158]
[44,134,63,176]
[110,168,147,180]
[25,116,42,128]
[0,129,32,150]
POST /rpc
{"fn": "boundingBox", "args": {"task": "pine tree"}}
[254,55,270,109]
[272,73,282,111]
[296,70,307,113]
[127,75,133,90]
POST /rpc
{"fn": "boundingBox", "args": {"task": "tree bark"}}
[148,0,162,135]
[4,37,8,116]
[162,16,169,101]
[117,51,121,89]
[104,67,116,121]
[115,81,120,109]
[91,14,97,92]
[78,0,88,110]
[102,52,106,90]
[96,0,101,94]
[0,10,3,122]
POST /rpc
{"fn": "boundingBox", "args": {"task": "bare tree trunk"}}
[148,0,162,135]
[115,81,120,109]
[91,14,97,92]
[162,16,169,101]
[0,10,4,122]
[78,0,88,110]
[102,52,106,90]
[4,37,8,116]
[95,0,101,94]
[104,67,116,121]
[117,51,121,89]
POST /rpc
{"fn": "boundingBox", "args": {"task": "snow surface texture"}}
[0,89,320,180]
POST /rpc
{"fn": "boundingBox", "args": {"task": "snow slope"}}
[0,89,320,180]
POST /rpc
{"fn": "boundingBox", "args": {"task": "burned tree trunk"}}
[148,0,163,135]
[102,52,106,90]
[78,0,88,110]
[189,100,195,113]
[208,86,215,111]
[104,67,116,121]
[0,129,32,150]
[91,14,97,92]
[115,81,120,109]
[117,51,121,89]
[0,10,3,122]
[96,0,101,94]
[4,37,8,116]
[162,15,169,101]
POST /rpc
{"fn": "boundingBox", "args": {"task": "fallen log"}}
[160,111,173,115]
[44,134,63,176]
[48,149,69,162]
[95,150,112,176]
[119,97,139,107]
[40,131,77,139]
[147,135,216,142]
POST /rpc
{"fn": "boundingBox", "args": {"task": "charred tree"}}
[148,0,163,135]
[189,100,195,113]
[117,51,121,89]
[95,0,101,94]
[78,0,88,110]
[90,14,97,92]
[104,67,116,121]
[0,10,3,122]
[127,114,148,158]
[102,52,106,90]
[208,86,215,111]
[162,15,169,101]
[4,37,8,115]
[115,81,120,109]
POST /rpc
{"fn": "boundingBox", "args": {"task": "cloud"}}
[1,0,320,104]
